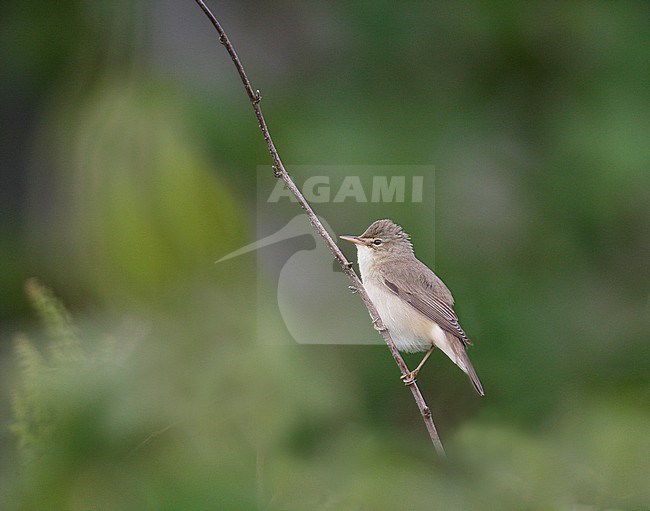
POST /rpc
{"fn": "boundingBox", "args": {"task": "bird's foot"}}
[348,285,358,294]
[400,370,419,386]
[372,317,386,332]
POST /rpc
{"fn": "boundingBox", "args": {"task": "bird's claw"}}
[400,371,418,386]
[372,318,386,332]
[348,285,358,294]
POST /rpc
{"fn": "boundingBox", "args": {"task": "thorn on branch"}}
[253,89,262,104]
[348,285,358,294]
[272,165,281,178]
[219,34,226,46]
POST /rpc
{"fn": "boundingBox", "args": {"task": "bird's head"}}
[340,219,414,262]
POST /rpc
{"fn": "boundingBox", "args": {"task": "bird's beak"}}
[340,235,369,246]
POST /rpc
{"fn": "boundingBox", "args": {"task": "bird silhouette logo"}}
[217,214,376,346]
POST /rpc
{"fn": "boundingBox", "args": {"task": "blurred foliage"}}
[1,1,649,510]
[12,279,88,463]
[33,75,246,306]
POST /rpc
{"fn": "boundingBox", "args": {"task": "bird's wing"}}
[381,261,473,347]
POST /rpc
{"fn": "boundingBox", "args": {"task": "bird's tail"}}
[461,353,485,396]
[452,337,485,396]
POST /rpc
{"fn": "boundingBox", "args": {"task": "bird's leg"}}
[401,347,434,385]
[413,347,435,374]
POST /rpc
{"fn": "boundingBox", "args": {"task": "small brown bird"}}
[341,219,484,395]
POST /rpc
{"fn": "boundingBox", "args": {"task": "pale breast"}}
[363,279,433,353]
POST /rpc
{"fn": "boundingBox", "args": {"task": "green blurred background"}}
[1,1,649,509]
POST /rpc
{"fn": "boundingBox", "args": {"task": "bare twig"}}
[125,420,183,459]
[192,0,446,458]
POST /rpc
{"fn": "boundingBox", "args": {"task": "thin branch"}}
[124,419,183,459]
[192,0,446,458]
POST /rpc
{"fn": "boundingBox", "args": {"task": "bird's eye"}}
[372,239,382,246]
